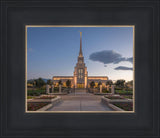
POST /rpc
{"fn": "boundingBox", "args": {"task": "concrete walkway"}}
[47,92,113,111]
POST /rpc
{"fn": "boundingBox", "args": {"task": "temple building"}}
[53,32,108,88]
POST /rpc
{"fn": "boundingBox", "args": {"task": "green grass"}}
[27,96,35,99]
[122,95,133,99]
[115,90,133,95]
[27,89,46,96]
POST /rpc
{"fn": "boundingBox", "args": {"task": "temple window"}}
[78,68,84,79]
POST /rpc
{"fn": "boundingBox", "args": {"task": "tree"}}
[98,81,102,86]
[66,80,71,88]
[115,79,125,88]
[58,80,62,86]
[106,80,113,86]
[125,83,129,89]
[90,81,95,88]
[125,80,133,88]
[125,80,133,90]
[27,80,35,87]
[35,78,46,88]
[27,79,34,85]
[47,79,52,85]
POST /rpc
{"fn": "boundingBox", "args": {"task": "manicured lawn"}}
[113,102,133,111]
[27,96,35,99]
[122,95,133,99]
[27,102,50,111]
[115,90,133,95]
[27,89,46,96]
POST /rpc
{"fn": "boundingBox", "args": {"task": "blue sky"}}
[27,27,133,81]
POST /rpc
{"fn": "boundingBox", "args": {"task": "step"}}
[75,88,87,92]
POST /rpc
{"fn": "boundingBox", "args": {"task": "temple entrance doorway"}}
[77,83,84,88]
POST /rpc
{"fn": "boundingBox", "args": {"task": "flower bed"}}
[105,95,124,99]
[112,102,133,111]
[36,95,56,99]
[27,102,50,111]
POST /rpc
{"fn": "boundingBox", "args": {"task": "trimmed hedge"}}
[102,89,110,93]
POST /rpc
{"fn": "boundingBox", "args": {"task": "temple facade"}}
[53,32,108,88]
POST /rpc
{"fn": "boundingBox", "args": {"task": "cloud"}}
[89,50,133,65]
[126,57,133,63]
[114,66,133,71]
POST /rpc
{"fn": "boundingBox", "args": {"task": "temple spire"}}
[79,32,83,57]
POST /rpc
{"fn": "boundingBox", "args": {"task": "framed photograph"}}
[1,0,159,138]
[26,25,135,113]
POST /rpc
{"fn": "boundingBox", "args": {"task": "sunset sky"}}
[27,26,133,81]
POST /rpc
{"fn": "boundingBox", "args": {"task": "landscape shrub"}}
[54,87,59,92]
[115,87,123,90]
[102,89,110,93]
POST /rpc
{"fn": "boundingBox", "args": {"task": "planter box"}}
[108,103,124,111]
[101,96,133,111]
[101,96,132,103]
[28,96,61,111]
[48,93,68,95]
[94,93,108,95]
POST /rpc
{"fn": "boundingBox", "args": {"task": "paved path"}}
[48,92,113,111]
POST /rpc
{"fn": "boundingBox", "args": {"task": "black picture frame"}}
[0,0,159,137]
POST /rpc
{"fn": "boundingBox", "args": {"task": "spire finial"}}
[79,32,83,57]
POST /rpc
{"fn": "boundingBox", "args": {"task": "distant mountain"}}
[27,78,50,83]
